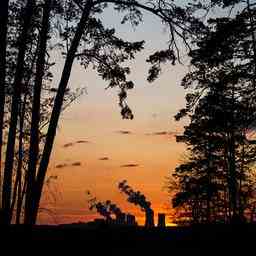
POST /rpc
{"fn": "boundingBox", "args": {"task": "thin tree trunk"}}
[228,133,238,220]
[228,85,238,221]
[24,0,51,225]
[206,143,213,223]
[247,0,256,86]
[15,171,22,224]
[28,0,93,225]
[2,0,35,224]
[9,119,23,222]
[17,174,28,224]
[238,140,245,217]
[223,146,232,222]
[10,92,27,222]
[0,0,9,215]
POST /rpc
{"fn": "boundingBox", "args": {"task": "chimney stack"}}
[116,213,126,225]
[157,213,166,228]
[126,214,136,226]
[145,209,154,227]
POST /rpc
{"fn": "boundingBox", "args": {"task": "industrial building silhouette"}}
[90,212,166,228]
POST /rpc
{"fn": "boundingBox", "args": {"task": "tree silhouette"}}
[0,0,86,224]
[0,1,9,218]
[172,4,256,223]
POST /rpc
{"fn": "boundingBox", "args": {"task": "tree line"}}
[169,0,256,224]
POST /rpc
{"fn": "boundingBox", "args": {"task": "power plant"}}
[118,180,155,228]
[87,184,167,228]
[157,213,166,228]
[145,209,154,227]
[87,191,138,226]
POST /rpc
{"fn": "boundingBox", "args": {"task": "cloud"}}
[145,131,178,138]
[116,130,133,135]
[63,139,91,148]
[99,157,109,161]
[153,131,169,135]
[55,161,82,169]
[120,164,139,168]
[152,113,158,118]
[63,142,74,148]
[76,140,90,144]
[71,162,82,166]
[55,163,68,169]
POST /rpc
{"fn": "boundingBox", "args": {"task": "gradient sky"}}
[38,5,190,226]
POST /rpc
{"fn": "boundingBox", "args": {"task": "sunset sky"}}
[38,6,189,226]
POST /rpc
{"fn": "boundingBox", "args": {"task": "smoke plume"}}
[87,191,112,220]
[118,180,152,211]
[87,191,123,219]
[118,180,154,227]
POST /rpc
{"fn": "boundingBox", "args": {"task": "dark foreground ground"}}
[0,224,255,255]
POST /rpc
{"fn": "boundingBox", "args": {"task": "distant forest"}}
[1,0,256,226]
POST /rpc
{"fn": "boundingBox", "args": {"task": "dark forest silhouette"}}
[167,0,256,225]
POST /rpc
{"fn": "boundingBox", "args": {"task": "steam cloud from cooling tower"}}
[105,200,123,218]
[87,198,112,220]
[87,191,124,221]
[118,180,154,227]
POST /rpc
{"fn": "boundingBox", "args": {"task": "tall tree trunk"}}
[247,0,256,86]
[10,93,27,222]
[28,0,93,225]
[206,142,213,223]
[16,175,28,224]
[223,146,232,222]
[2,0,35,224]
[0,0,9,215]
[24,0,51,225]
[228,85,238,221]
[238,140,245,217]
[228,134,238,220]
[15,176,23,224]
[9,118,23,222]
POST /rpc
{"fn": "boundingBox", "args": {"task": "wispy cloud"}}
[63,142,74,148]
[76,140,90,144]
[120,164,139,168]
[55,161,82,169]
[145,131,178,138]
[63,139,91,148]
[99,157,109,161]
[71,162,82,166]
[152,113,158,118]
[55,164,68,169]
[116,130,133,135]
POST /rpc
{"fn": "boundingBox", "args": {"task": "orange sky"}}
[37,7,189,226]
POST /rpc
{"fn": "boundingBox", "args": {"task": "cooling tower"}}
[157,213,166,228]
[145,209,154,227]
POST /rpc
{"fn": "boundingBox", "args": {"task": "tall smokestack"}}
[145,209,154,227]
[157,213,166,228]
[118,180,154,227]
[116,213,126,225]
[126,214,136,226]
